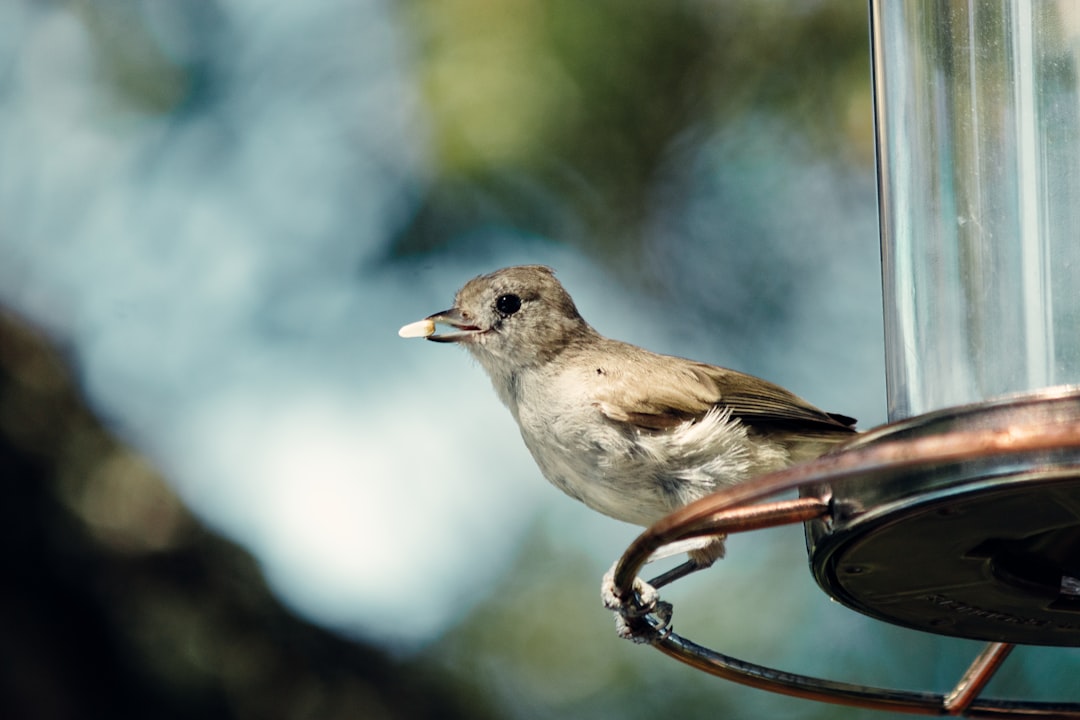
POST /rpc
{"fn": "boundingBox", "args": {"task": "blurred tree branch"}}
[0,309,496,720]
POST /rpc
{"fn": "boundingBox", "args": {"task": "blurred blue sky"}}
[0,0,889,659]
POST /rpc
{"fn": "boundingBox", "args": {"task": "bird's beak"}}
[423,308,485,343]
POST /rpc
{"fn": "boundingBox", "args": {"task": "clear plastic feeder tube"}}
[873,2,1080,421]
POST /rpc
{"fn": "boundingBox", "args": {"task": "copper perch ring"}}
[608,422,1080,717]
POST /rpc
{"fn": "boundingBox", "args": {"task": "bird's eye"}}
[495,293,522,316]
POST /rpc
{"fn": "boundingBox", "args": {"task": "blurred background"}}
[1,1,1077,718]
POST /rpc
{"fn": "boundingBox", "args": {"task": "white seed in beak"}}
[398,319,436,338]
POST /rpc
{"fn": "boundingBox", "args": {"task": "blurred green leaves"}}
[398,0,873,258]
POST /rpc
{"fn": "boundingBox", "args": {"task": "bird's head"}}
[418,265,594,370]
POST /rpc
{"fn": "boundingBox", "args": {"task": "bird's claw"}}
[601,562,674,644]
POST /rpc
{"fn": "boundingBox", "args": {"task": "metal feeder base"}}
[805,387,1080,646]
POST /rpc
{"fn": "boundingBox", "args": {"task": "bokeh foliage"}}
[396,0,873,263]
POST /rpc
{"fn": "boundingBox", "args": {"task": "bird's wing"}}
[589,347,855,435]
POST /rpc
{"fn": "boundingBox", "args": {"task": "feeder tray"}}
[807,387,1080,647]
[608,387,1080,716]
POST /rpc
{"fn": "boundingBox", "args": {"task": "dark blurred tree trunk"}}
[0,309,495,720]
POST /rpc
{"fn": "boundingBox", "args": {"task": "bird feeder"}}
[609,2,1080,714]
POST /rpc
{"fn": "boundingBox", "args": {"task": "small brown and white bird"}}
[400,265,857,570]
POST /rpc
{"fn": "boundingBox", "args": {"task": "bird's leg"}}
[646,558,707,590]
[601,536,725,642]
[647,536,725,589]
[601,561,673,644]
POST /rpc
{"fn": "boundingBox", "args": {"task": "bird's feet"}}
[601,561,673,644]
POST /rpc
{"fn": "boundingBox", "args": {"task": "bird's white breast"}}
[510,366,790,528]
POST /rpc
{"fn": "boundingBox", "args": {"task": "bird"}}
[400,265,856,634]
